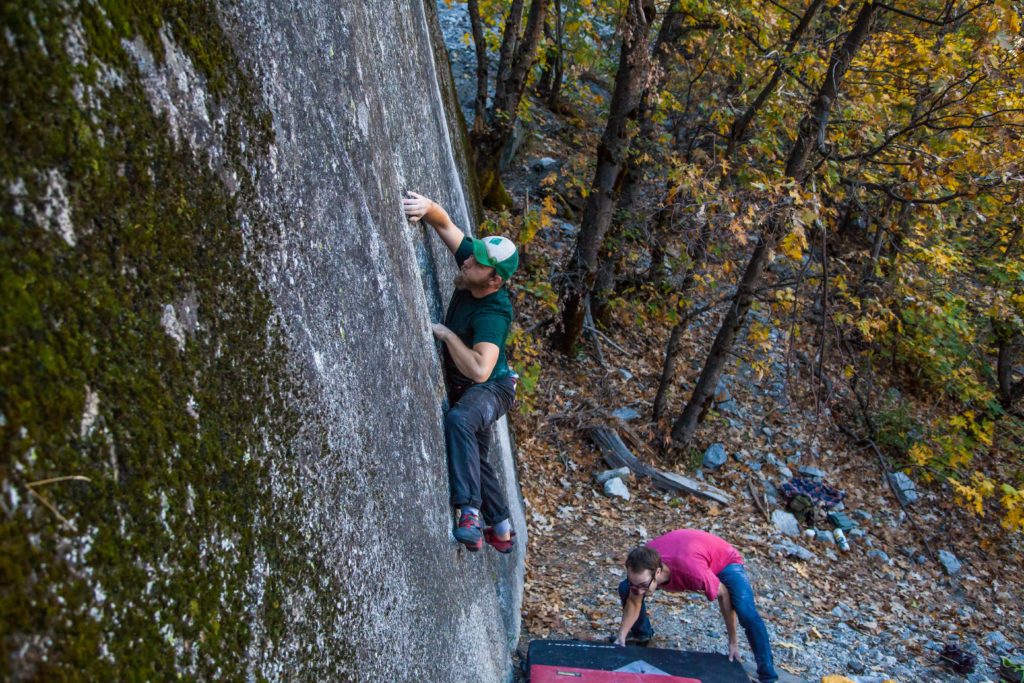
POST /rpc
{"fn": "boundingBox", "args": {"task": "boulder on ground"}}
[887,471,919,505]
[773,540,815,561]
[703,443,728,470]
[603,477,630,500]
[772,510,801,537]
[938,549,962,575]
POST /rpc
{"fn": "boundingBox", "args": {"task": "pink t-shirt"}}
[647,529,744,601]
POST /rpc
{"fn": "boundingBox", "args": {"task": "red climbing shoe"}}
[454,511,483,551]
[483,528,516,554]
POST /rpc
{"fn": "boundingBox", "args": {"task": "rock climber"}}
[402,190,519,554]
[614,528,779,683]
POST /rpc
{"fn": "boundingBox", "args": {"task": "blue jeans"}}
[445,377,516,525]
[617,564,777,683]
[717,563,777,683]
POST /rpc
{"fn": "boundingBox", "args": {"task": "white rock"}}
[604,477,630,500]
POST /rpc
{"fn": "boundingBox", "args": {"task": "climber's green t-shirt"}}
[443,237,514,389]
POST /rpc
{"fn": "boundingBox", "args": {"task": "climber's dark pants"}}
[445,376,516,526]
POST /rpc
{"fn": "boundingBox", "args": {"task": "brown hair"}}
[625,546,661,574]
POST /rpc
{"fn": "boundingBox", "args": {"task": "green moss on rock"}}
[0,1,344,678]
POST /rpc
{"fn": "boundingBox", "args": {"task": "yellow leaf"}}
[780,227,807,261]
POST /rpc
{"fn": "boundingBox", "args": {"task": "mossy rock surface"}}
[2,1,524,681]
[0,1,340,678]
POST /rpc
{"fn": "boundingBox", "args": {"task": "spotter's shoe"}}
[483,528,516,554]
[454,511,483,551]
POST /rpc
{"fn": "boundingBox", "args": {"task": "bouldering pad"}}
[531,665,700,682]
[528,640,750,682]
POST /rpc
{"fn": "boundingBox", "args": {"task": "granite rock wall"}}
[0,1,523,680]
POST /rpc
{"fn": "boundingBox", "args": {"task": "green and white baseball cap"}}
[472,235,519,282]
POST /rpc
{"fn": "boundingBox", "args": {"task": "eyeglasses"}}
[628,574,656,594]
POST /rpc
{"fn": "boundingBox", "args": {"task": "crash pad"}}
[528,640,750,682]
[531,665,700,682]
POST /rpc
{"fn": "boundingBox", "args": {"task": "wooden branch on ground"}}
[747,476,772,524]
[583,323,630,355]
[588,425,733,505]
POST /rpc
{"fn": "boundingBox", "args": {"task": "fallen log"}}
[589,425,733,506]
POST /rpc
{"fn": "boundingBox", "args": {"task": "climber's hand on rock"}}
[403,191,432,222]
[431,323,451,341]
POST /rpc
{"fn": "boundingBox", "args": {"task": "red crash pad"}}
[530,665,701,683]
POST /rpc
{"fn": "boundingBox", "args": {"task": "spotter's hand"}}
[728,641,742,662]
[403,191,432,222]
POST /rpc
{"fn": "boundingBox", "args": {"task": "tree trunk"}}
[722,0,825,179]
[613,1,694,213]
[669,1,882,450]
[996,324,1024,411]
[652,201,708,419]
[471,0,550,208]
[467,0,489,136]
[547,0,565,109]
[494,0,527,110]
[653,321,686,422]
[670,235,774,444]
[558,0,657,354]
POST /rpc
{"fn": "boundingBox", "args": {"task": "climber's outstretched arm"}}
[403,191,463,254]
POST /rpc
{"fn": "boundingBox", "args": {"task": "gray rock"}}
[847,659,867,674]
[816,529,835,545]
[798,466,826,479]
[852,509,873,522]
[778,466,793,479]
[887,471,919,505]
[984,630,1012,652]
[749,461,762,471]
[938,549,962,575]
[702,443,728,470]
[772,540,815,561]
[849,528,866,539]
[595,467,631,484]
[867,549,891,564]
[531,156,559,172]
[717,398,741,415]
[611,406,640,421]
[618,368,634,382]
[603,477,631,500]
[772,510,801,537]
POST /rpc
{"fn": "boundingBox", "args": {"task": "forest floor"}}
[437,5,1024,682]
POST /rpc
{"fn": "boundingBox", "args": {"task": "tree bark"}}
[613,1,696,213]
[559,0,657,354]
[996,324,1024,411]
[471,0,550,208]
[467,0,488,136]
[722,0,825,178]
[669,1,882,450]
[539,0,565,108]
